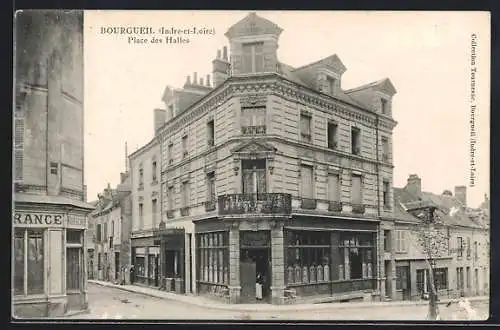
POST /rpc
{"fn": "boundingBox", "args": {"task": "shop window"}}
[135,256,146,278]
[286,231,330,284]
[67,229,83,244]
[14,228,44,295]
[417,268,448,293]
[338,233,374,280]
[197,232,229,285]
[67,248,82,290]
[165,250,182,278]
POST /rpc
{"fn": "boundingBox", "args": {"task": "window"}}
[182,135,188,158]
[14,229,44,295]
[351,127,361,155]
[351,174,362,205]
[167,186,174,211]
[383,181,390,209]
[168,143,174,165]
[466,237,471,258]
[338,233,375,280]
[474,241,478,259]
[466,266,471,289]
[206,172,216,211]
[456,267,464,291]
[327,173,340,202]
[138,164,144,188]
[152,160,157,182]
[300,113,312,142]
[384,230,391,252]
[300,165,314,199]
[381,98,388,114]
[181,181,190,215]
[396,266,409,291]
[381,137,389,162]
[417,268,448,293]
[96,224,102,243]
[286,231,331,284]
[241,107,266,135]
[242,159,267,194]
[14,117,24,181]
[67,247,82,290]
[327,122,338,149]
[97,252,102,270]
[50,162,58,175]
[242,42,264,73]
[103,222,107,242]
[198,232,229,284]
[326,76,336,95]
[395,230,408,253]
[207,120,215,146]
[168,104,174,119]
[152,199,158,228]
[457,237,463,257]
[138,203,144,229]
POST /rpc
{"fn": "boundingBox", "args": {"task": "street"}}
[62,283,489,321]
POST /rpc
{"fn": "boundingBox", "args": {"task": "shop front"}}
[154,227,185,294]
[12,199,92,318]
[130,234,159,287]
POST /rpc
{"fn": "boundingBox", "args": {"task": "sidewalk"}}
[89,280,489,313]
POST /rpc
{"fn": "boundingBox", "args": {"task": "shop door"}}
[397,266,411,300]
[115,252,120,281]
[240,261,257,303]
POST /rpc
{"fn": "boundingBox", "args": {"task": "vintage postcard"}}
[12,10,490,321]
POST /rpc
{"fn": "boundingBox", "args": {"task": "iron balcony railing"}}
[218,193,292,215]
[241,125,266,135]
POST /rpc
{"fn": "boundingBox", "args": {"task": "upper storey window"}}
[326,76,336,95]
[300,113,312,143]
[381,98,388,115]
[242,42,264,74]
[241,107,266,135]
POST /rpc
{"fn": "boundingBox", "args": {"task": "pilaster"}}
[271,223,285,304]
[228,222,241,303]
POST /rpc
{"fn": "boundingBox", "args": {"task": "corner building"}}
[156,13,397,304]
[13,11,94,317]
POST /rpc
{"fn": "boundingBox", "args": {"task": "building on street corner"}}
[128,12,399,305]
[13,10,94,317]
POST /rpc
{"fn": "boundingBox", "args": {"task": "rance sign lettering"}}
[13,212,64,226]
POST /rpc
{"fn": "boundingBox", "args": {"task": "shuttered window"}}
[351,174,362,204]
[301,165,314,199]
[328,174,340,202]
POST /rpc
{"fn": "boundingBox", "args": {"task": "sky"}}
[84,10,490,208]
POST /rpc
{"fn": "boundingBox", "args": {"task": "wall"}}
[130,140,161,232]
[15,11,84,200]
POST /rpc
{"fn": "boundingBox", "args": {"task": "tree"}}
[411,206,449,320]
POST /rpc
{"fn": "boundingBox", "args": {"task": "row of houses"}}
[87,12,489,305]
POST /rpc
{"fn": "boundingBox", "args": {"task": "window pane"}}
[243,52,253,73]
[14,230,24,295]
[27,230,44,294]
[67,248,81,290]
[254,53,264,72]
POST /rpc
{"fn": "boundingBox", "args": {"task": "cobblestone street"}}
[61,283,489,321]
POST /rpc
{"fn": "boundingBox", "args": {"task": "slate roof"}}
[394,186,486,230]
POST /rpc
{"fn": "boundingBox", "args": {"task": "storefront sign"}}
[13,212,65,227]
[67,214,86,227]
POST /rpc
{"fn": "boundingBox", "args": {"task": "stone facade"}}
[13,10,93,318]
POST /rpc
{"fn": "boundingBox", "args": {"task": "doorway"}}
[239,231,271,303]
[115,252,120,281]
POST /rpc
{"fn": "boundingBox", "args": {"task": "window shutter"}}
[301,166,313,198]
[351,175,362,204]
[328,174,340,201]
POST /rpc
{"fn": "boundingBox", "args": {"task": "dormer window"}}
[381,98,388,115]
[326,76,336,95]
[242,42,264,73]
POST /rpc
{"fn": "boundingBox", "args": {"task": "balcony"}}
[218,193,292,216]
[328,201,343,212]
[351,203,366,214]
[300,198,317,210]
[242,125,266,135]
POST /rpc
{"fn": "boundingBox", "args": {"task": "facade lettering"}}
[13,212,64,226]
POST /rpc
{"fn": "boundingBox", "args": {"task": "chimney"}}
[405,174,422,199]
[154,108,167,135]
[454,185,467,206]
[217,49,221,59]
[83,184,87,202]
[223,46,228,61]
[206,74,211,87]
[120,172,127,184]
[193,72,198,85]
[212,49,230,87]
[186,75,191,85]
[199,77,204,86]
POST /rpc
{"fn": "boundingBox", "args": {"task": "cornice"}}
[158,73,398,140]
